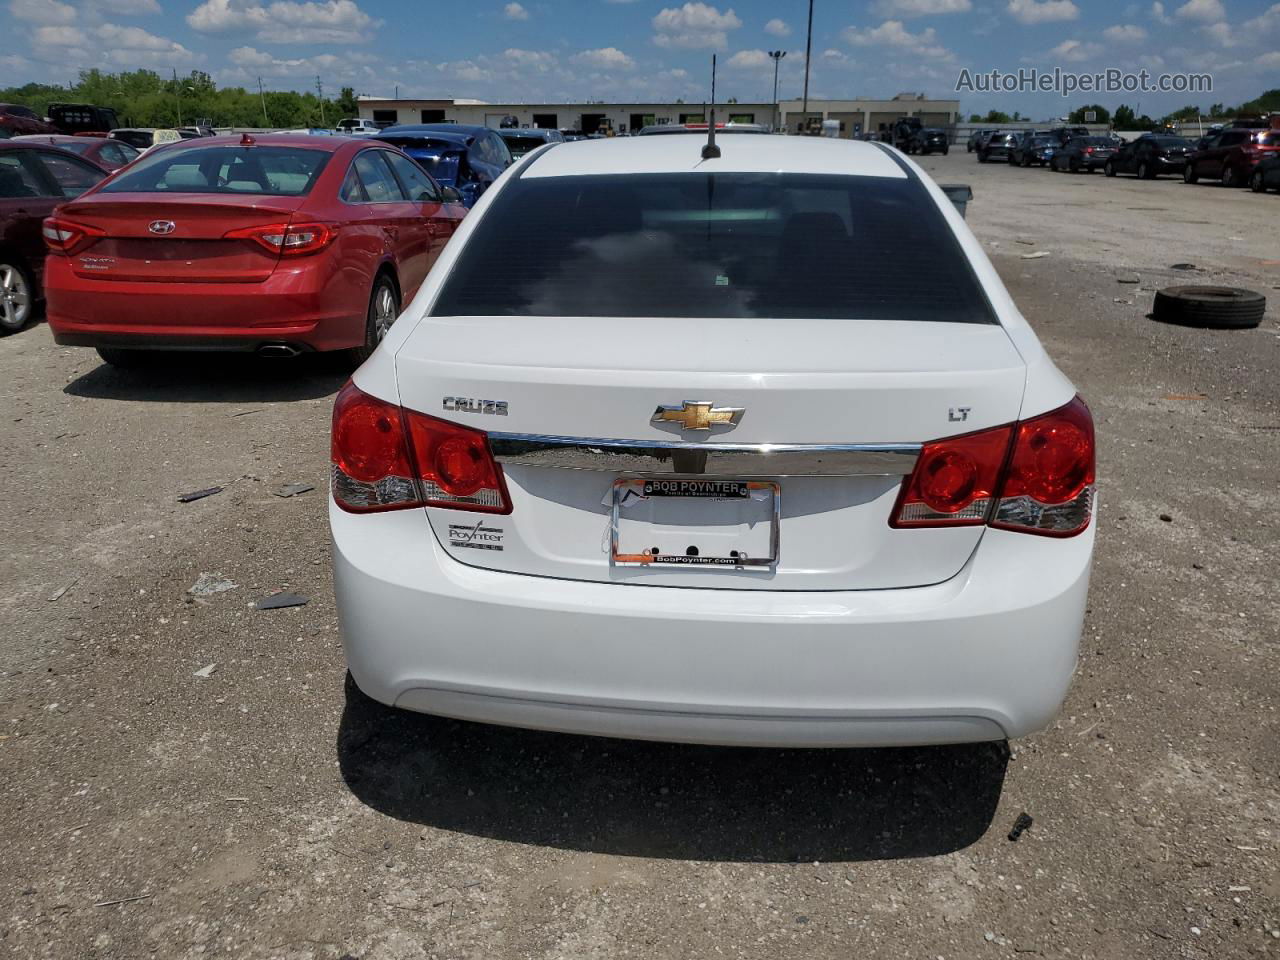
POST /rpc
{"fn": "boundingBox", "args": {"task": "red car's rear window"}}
[101,145,331,196]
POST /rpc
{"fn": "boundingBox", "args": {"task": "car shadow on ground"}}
[337,678,1009,863]
[62,353,349,403]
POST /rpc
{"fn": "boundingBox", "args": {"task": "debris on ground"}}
[1008,812,1034,841]
[192,663,216,679]
[1159,513,1173,522]
[177,486,223,503]
[1170,262,1198,271]
[254,592,309,611]
[273,482,316,498]
[1117,275,1141,284]
[47,579,77,602]
[188,573,238,596]
[1015,238,1036,245]
[1020,251,1050,260]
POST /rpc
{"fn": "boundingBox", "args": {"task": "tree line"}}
[967,89,1278,130]
[1,69,360,129]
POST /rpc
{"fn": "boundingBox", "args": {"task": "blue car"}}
[374,124,512,207]
[496,127,565,158]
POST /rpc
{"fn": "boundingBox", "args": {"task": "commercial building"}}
[356,93,961,137]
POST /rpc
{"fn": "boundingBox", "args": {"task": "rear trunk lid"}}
[395,315,1029,591]
[55,195,305,283]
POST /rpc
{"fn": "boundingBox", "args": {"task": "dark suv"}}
[978,132,1017,162]
[1184,127,1280,187]
[892,117,923,150]
[906,128,949,155]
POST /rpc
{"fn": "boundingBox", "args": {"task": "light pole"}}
[801,0,814,122]
[768,50,786,133]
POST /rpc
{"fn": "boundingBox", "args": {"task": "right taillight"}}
[331,382,511,514]
[890,396,1095,538]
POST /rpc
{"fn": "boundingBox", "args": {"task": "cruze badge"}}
[443,397,508,416]
[148,220,176,235]
[652,401,744,431]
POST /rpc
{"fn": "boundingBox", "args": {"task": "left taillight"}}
[43,217,105,255]
[225,221,336,256]
[890,396,1095,538]
[331,382,511,515]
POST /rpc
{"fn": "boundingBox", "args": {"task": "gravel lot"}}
[2,150,1278,960]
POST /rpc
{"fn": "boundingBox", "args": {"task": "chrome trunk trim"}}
[488,433,921,477]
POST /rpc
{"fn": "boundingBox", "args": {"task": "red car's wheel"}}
[348,273,400,366]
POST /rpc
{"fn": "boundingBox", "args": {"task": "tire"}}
[1152,286,1266,330]
[347,273,400,366]
[967,143,973,153]
[978,152,988,163]
[1105,161,1116,177]
[1251,170,1266,193]
[1183,164,1199,184]
[95,347,157,368]
[940,147,948,155]
[1221,165,1240,188]
[1138,161,1150,180]
[0,258,34,334]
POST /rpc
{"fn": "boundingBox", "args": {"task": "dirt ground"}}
[2,152,1278,960]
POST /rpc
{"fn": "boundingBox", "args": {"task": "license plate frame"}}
[609,477,780,568]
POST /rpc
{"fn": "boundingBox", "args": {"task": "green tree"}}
[1113,104,1135,128]
[983,109,1011,123]
[1236,89,1280,114]
[968,113,982,122]
[335,86,358,118]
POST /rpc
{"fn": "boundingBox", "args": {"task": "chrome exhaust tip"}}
[257,343,301,358]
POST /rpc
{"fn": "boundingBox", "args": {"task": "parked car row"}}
[971,122,1280,191]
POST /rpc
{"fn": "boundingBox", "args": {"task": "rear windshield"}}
[432,172,995,323]
[500,135,548,155]
[100,145,330,196]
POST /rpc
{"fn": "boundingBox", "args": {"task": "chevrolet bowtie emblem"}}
[651,401,745,431]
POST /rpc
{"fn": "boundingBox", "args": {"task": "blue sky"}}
[3,0,1277,118]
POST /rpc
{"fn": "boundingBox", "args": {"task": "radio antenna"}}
[702,54,721,160]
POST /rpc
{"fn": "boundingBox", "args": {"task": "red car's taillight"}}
[225,221,337,256]
[43,217,105,255]
[331,382,511,515]
[890,396,1095,537]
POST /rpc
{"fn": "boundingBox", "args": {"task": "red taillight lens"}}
[890,396,1095,537]
[890,424,1012,527]
[330,382,510,514]
[43,217,105,255]
[991,396,1095,537]
[225,221,336,256]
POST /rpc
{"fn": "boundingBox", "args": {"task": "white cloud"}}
[726,48,770,68]
[95,0,162,13]
[1255,50,1280,67]
[1200,20,1235,43]
[33,24,86,45]
[1243,2,1280,31]
[842,20,954,57]
[652,2,742,50]
[872,0,972,17]
[1103,23,1147,40]
[503,2,528,20]
[1007,0,1079,23]
[501,47,557,70]
[764,17,790,35]
[98,22,199,62]
[9,0,75,24]
[187,0,378,44]
[1150,0,1173,21]
[1046,37,1101,60]
[1174,0,1224,21]
[572,46,635,69]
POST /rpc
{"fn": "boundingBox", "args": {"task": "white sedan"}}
[330,133,1096,748]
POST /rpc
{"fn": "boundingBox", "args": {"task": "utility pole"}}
[802,0,814,120]
[172,67,182,127]
[258,76,270,126]
[315,75,326,127]
[768,50,786,133]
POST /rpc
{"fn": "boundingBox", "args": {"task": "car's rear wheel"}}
[0,259,34,334]
[95,347,158,368]
[940,146,948,155]
[1183,165,1199,184]
[1104,160,1116,177]
[1251,169,1267,193]
[1221,165,1240,188]
[1138,161,1151,180]
[348,273,400,366]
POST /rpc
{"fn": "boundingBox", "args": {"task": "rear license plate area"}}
[610,478,779,568]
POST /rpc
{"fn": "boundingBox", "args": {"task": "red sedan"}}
[14,134,141,171]
[44,134,467,366]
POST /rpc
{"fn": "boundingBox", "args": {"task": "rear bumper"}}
[43,256,364,353]
[332,503,1095,748]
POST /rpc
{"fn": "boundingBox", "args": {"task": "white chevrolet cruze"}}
[329,134,1096,748]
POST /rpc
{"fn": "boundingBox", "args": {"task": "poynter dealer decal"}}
[448,522,505,551]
